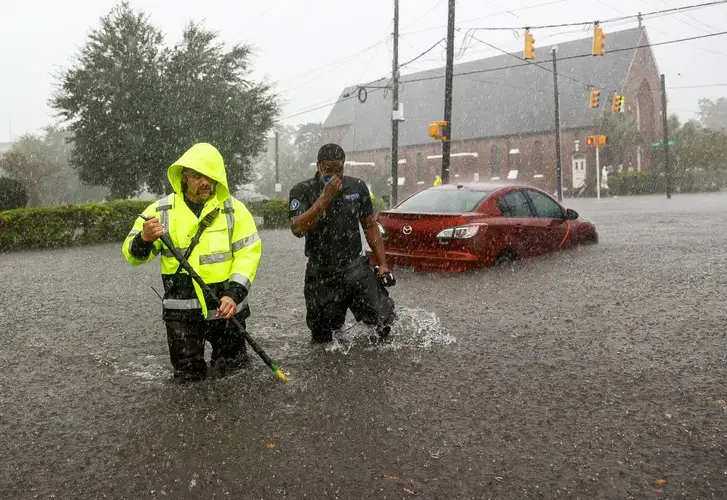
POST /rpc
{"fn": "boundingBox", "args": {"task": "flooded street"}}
[2,193,727,499]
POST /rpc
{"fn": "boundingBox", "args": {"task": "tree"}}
[698,97,727,132]
[0,178,28,210]
[52,2,278,199]
[594,111,646,167]
[255,123,323,198]
[0,127,108,206]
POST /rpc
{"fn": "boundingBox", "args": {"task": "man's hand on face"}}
[141,216,164,243]
[322,175,343,200]
[216,296,237,320]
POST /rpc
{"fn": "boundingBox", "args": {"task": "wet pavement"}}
[1,192,726,499]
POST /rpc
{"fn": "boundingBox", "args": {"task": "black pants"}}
[304,257,395,341]
[165,312,248,380]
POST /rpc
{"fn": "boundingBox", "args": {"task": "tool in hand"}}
[138,213,289,382]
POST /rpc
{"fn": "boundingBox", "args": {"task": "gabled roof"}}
[324,27,647,152]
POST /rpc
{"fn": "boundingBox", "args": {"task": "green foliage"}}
[256,123,322,199]
[0,200,149,252]
[0,178,28,210]
[0,127,108,206]
[607,171,720,196]
[698,97,727,132]
[52,2,278,199]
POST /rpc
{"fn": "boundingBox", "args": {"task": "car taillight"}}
[436,224,487,240]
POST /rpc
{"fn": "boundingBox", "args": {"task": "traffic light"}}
[589,88,600,109]
[585,135,608,147]
[592,25,605,56]
[428,121,448,141]
[612,93,624,113]
[524,30,535,60]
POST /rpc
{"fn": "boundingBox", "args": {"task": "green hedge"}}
[0,200,149,252]
[607,171,721,196]
[0,195,392,252]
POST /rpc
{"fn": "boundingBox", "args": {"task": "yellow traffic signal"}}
[612,94,624,113]
[428,121,448,141]
[524,30,535,60]
[592,25,605,56]
[589,88,600,109]
[585,135,608,147]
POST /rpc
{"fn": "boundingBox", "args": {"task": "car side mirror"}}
[565,208,579,220]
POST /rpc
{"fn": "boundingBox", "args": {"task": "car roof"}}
[428,182,536,193]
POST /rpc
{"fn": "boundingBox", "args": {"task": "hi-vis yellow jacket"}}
[122,143,262,320]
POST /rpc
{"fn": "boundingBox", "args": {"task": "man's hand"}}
[141,216,164,243]
[217,296,237,320]
[377,266,397,287]
[321,175,343,200]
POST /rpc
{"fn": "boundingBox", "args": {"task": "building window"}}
[416,152,424,182]
[490,145,501,179]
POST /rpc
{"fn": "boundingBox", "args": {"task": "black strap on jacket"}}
[173,208,220,276]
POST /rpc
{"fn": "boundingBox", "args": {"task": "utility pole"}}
[661,73,672,199]
[552,47,563,201]
[441,0,456,184]
[274,130,281,194]
[391,0,400,206]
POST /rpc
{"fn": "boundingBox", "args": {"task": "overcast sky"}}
[2,0,726,142]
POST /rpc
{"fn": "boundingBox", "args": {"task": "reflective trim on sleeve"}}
[230,273,252,291]
[157,195,174,234]
[128,229,140,237]
[223,199,235,247]
[231,232,260,253]
[199,252,233,265]
[163,298,202,310]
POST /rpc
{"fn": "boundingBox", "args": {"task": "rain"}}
[2,1,727,498]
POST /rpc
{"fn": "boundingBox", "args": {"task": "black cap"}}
[317,143,346,163]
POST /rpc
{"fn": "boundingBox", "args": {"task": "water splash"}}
[324,307,455,354]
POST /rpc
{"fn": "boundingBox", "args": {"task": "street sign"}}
[651,140,677,148]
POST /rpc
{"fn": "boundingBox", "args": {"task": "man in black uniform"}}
[289,143,396,343]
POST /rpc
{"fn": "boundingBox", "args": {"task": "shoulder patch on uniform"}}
[290,199,301,210]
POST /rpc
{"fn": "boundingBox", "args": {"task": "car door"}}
[522,189,569,254]
[497,189,539,258]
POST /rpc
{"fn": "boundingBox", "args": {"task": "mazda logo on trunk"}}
[402,225,412,235]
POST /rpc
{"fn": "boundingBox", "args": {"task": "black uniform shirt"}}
[289,173,374,268]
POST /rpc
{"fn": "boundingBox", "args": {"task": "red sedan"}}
[373,183,598,272]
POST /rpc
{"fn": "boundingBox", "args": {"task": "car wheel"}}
[494,249,518,267]
[584,233,598,244]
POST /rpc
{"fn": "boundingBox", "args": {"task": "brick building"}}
[321,27,662,199]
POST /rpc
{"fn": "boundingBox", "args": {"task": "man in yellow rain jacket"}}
[122,143,262,382]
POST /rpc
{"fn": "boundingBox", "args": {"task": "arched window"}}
[490,145,501,179]
[416,152,424,182]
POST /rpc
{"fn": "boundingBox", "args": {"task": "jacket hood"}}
[167,143,230,203]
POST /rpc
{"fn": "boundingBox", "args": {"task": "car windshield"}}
[393,189,491,213]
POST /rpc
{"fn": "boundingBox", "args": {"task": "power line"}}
[667,83,727,89]
[399,0,568,36]
[404,31,727,87]
[281,32,727,121]
[399,38,446,69]
[467,0,727,31]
